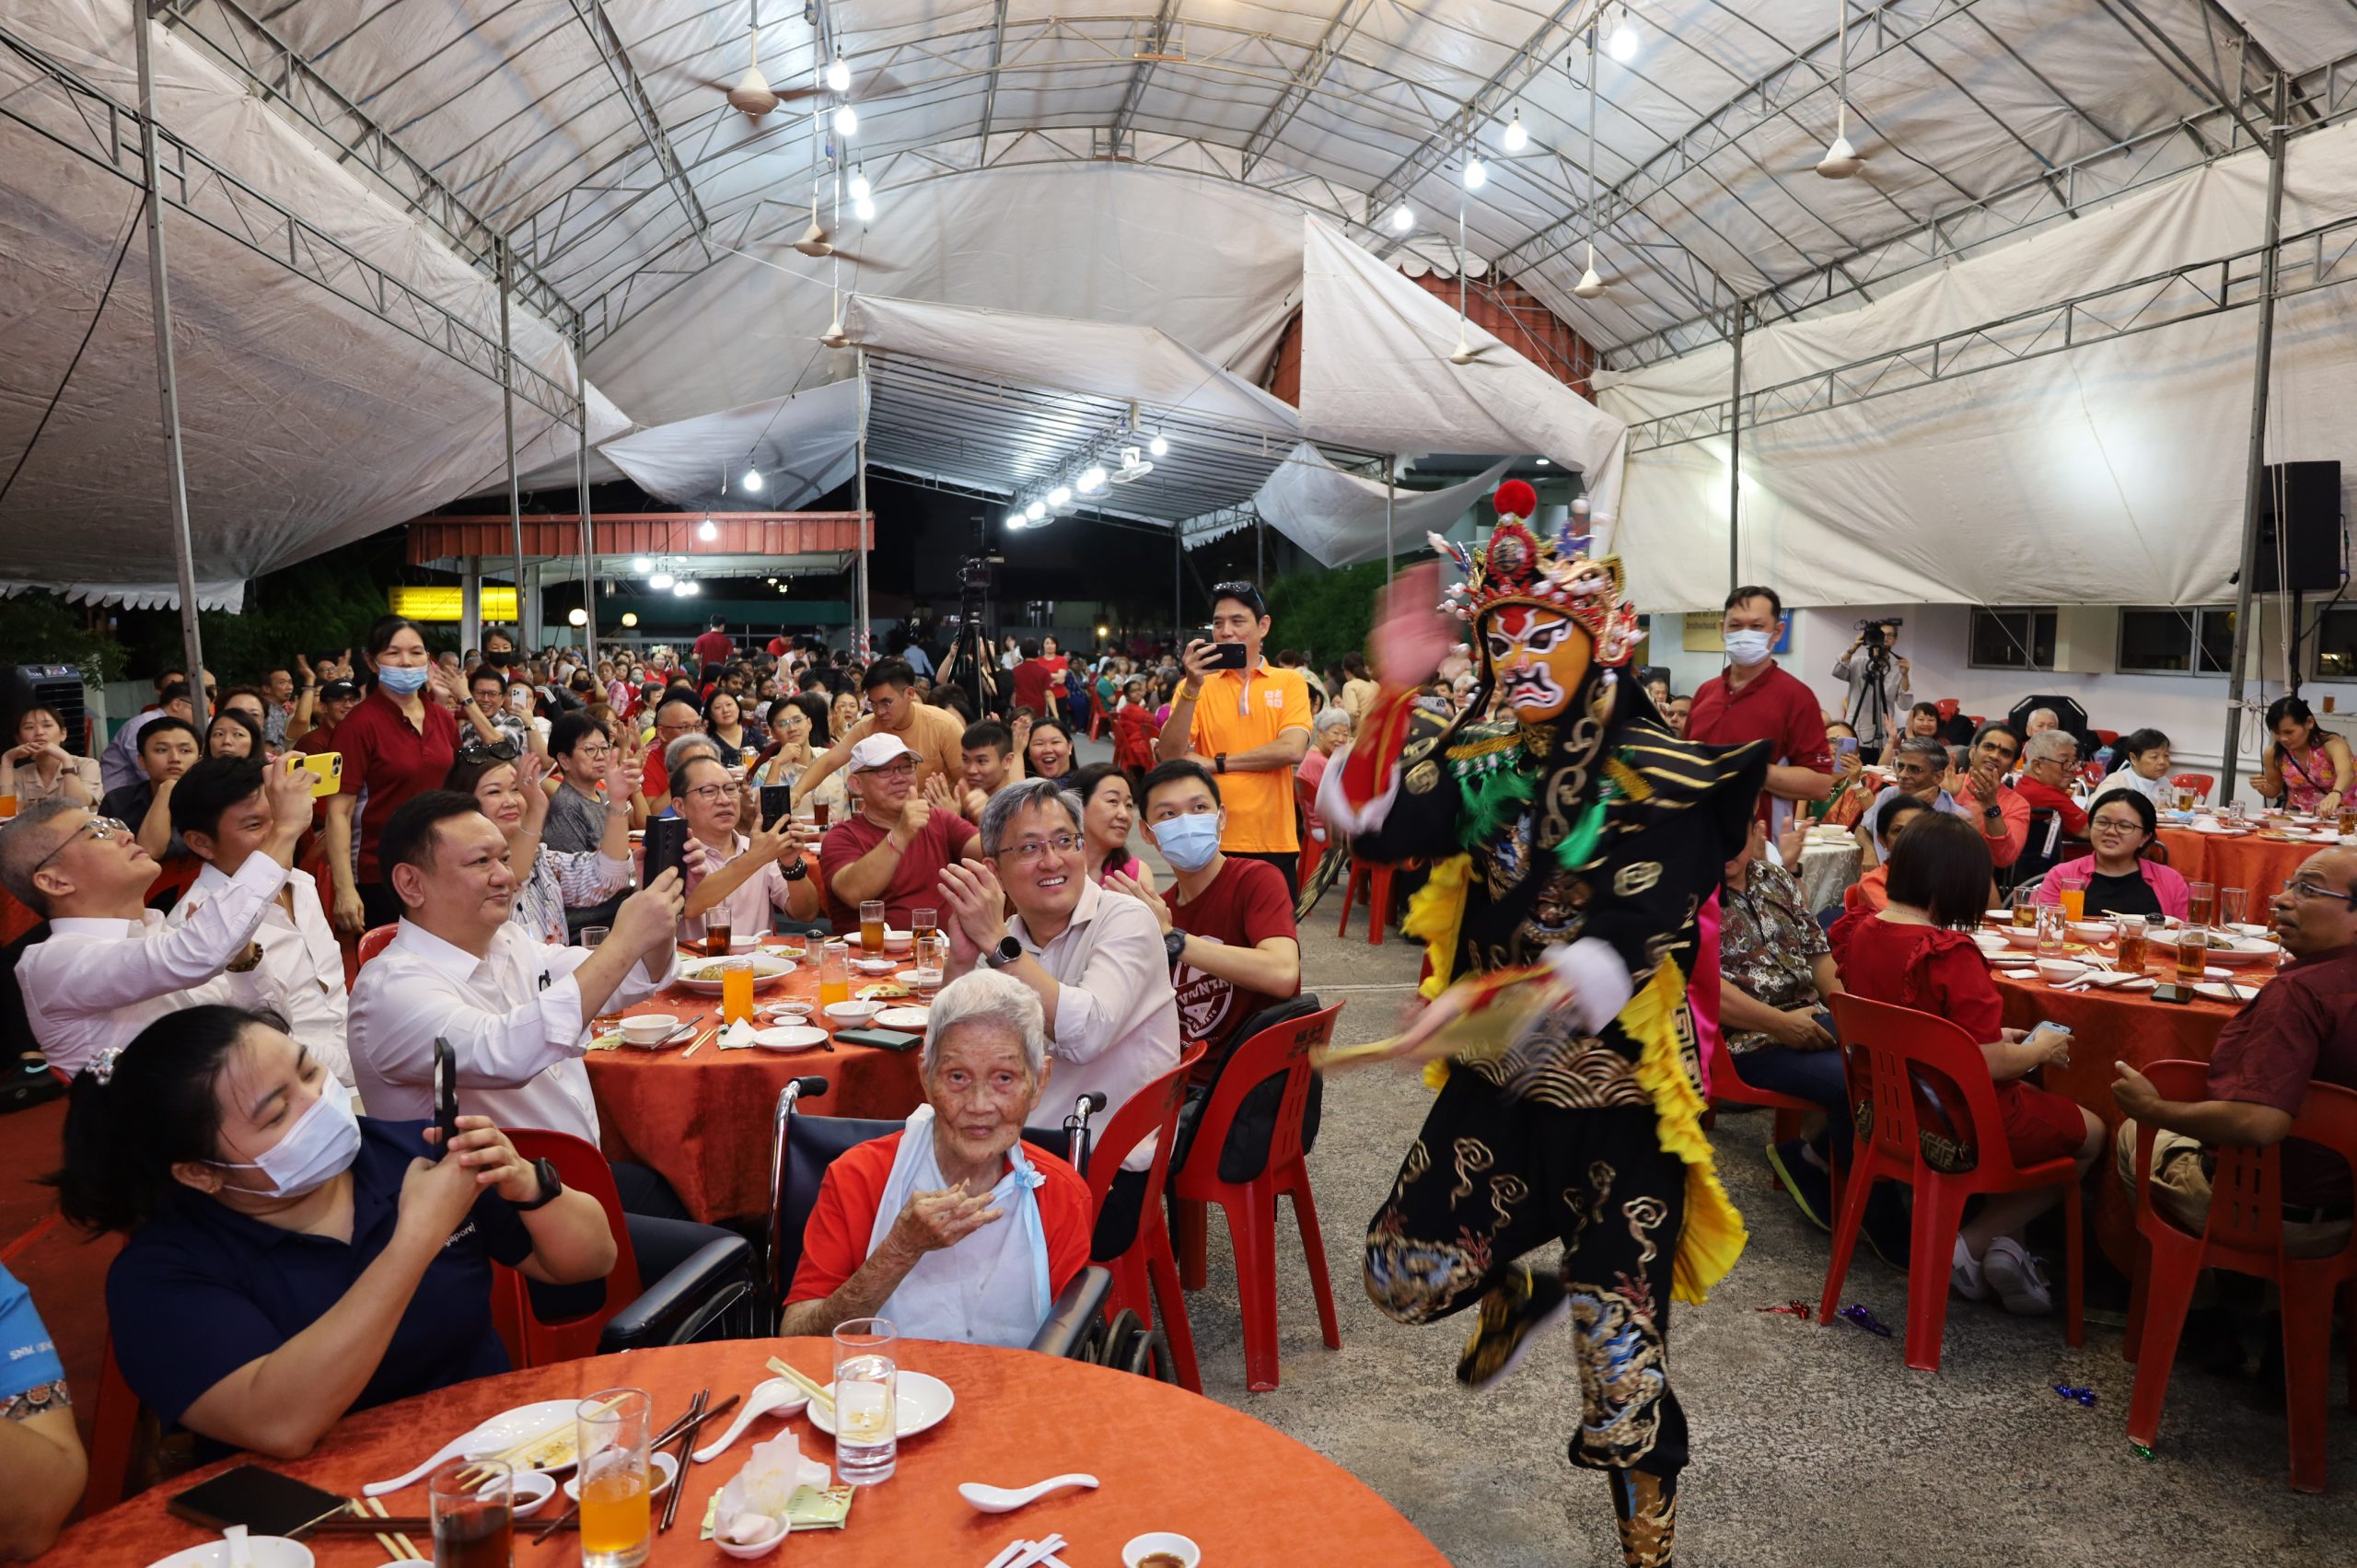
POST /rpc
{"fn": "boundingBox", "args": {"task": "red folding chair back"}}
[2123,1063,2357,1492]
[1821,994,2084,1371]
[1081,1041,1206,1391]
[355,923,399,969]
[489,1129,645,1367]
[2169,772,2216,803]
[83,1335,142,1513]
[1171,1004,1344,1391]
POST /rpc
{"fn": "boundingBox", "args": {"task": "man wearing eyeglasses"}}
[818,732,984,934]
[0,762,317,1078]
[1155,580,1316,899]
[2112,850,2357,1260]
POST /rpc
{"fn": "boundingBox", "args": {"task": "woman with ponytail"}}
[53,1005,613,1459]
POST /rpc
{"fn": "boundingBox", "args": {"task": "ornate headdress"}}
[1430,482,1642,668]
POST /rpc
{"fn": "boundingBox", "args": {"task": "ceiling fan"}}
[790,195,891,268]
[703,3,810,117]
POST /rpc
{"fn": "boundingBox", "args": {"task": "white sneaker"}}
[1951,1237,1990,1302]
[1981,1237,2054,1316]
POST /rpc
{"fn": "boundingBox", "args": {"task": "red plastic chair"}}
[355,922,399,970]
[488,1129,647,1366]
[1170,1004,1345,1392]
[1336,858,1409,946]
[2170,772,2216,804]
[1821,995,2085,1371]
[2122,1063,2357,1493]
[1082,1041,1207,1392]
[1933,698,1960,722]
[83,1335,141,1512]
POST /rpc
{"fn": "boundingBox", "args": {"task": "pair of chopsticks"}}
[530,1391,739,1541]
[347,1496,421,1560]
[660,1388,707,1533]
[765,1355,835,1419]
[986,1534,1073,1568]
[679,1022,723,1058]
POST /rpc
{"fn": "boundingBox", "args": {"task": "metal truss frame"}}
[0,21,583,428]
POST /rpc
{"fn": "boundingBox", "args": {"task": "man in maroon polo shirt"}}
[1686,585,1833,829]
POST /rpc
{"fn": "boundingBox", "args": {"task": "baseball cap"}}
[848,733,919,772]
[320,679,359,702]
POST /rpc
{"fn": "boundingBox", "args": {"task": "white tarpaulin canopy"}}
[599,379,860,511]
[1237,448,1515,569]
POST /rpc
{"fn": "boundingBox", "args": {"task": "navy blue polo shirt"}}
[107,1119,534,1441]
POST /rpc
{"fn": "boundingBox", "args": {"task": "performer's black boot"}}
[1454,1263,1568,1389]
[1610,1467,1678,1568]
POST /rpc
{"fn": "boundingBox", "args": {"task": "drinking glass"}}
[831,1318,899,1485]
[720,957,755,1026]
[2036,905,2067,958]
[2058,879,2087,923]
[2218,887,2247,928]
[2010,885,2038,928]
[812,799,832,829]
[818,940,851,1009]
[584,926,622,1029]
[429,1457,513,1568]
[2174,924,2210,984]
[911,934,947,993]
[860,899,887,955]
[911,906,939,948]
[703,910,734,958]
[2115,915,2148,971]
[2187,880,2217,928]
[575,1388,653,1568]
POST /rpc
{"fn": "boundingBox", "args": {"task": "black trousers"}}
[1364,1071,1689,1477]
[1231,851,1298,902]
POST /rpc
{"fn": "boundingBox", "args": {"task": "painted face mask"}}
[1483,604,1593,723]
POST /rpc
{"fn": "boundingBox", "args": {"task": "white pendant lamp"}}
[1502,109,1529,153]
[1816,1,1865,179]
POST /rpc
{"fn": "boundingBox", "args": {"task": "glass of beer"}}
[720,957,755,1026]
[812,799,831,830]
[2115,915,2148,971]
[703,910,733,958]
[911,906,939,948]
[2174,923,2210,984]
[2187,880,2216,928]
[429,1457,513,1568]
[575,1388,653,1568]
[2340,805,2356,837]
[2011,885,2037,928]
[860,899,887,955]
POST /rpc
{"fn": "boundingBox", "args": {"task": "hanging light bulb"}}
[848,166,872,203]
[853,194,876,223]
[826,53,851,93]
[1048,484,1074,508]
[648,571,675,590]
[630,555,652,575]
[1608,9,1640,63]
[1147,433,1169,458]
[742,468,764,493]
[1004,511,1026,529]
[1573,241,1606,298]
[621,611,639,628]
[1502,109,1529,154]
[1461,155,1487,191]
[1025,500,1047,522]
[672,580,692,597]
[1387,202,1414,234]
[1078,465,1108,493]
[832,102,856,137]
[697,518,717,540]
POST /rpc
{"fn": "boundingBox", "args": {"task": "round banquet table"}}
[53,1341,1448,1567]
[1797,836,1863,913]
[1991,960,2258,1266]
[2153,824,2340,900]
[586,938,926,1224]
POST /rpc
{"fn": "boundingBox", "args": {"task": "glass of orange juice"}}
[2058,882,2086,922]
[818,940,852,1010]
[719,957,755,1026]
[575,1388,652,1568]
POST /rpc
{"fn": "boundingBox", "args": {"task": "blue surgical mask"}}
[377,664,430,695]
[1150,812,1222,873]
[1723,629,1774,667]
[208,1074,362,1200]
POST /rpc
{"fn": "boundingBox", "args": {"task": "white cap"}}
[848,733,919,772]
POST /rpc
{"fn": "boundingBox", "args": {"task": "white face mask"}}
[1723,628,1774,667]
[208,1074,362,1200]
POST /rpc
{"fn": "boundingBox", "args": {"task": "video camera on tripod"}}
[943,540,1006,711]
[1855,617,1903,648]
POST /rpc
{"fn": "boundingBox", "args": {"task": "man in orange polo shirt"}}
[1155,580,1314,898]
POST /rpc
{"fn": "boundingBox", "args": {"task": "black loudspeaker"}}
[2253,460,2342,594]
[1,665,90,756]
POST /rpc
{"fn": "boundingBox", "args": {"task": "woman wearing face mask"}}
[447,749,635,947]
[51,1005,615,1460]
[1069,764,1154,891]
[326,616,469,935]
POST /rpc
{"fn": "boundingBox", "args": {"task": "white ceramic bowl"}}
[619,1014,679,1047]
[825,1000,885,1027]
[729,933,762,953]
[2001,925,2044,949]
[1121,1532,1202,1568]
[713,1514,790,1560]
[2066,920,2118,945]
[2035,959,2088,985]
[145,1540,314,1568]
[508,1469,557,1518]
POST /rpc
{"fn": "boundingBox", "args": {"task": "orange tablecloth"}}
[52,1341,1446,1566]
[586,940,925,1223]
[1993,962,2252,1265]
[2153,827,2333,900]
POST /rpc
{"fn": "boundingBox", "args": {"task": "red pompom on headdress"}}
[1492,479,1538,524]
[1426,478,1643,668]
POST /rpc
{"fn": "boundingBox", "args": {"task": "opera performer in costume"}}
[1316,482,1764,1568]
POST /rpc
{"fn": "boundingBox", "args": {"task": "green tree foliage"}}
[1262,558,1393,669]
[0,592,124,685]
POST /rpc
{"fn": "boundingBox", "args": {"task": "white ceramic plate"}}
[145,1541,314,1568]
[897,968,944,992]
[874,1006,931,1031]
[2147,934,2277,966]
[563,1450,678,1502]
[806,1370,954,1439]
[675,954,796,993]
[848,956,900,975]
[753,1026,830,1051]
[2193,981,2261,1003]
[461,1399,585,1473]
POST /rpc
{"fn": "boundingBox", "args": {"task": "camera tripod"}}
[1846,640,1900,750]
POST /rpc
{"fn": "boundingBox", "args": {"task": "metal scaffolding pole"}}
[575,324,596,655]
[1172,528,1182,635]
[1385,457,1397,585]
[499,238,524,648]
[2222,75,2292,804]
[134,8,207,726]
[1727,302,1747,594]
[855,350,872,660]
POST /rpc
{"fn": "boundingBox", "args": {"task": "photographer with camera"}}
[1833,619,1910,753]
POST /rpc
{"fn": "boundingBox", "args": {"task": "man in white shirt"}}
[0,761,314,1077]
[166,756,354,1087]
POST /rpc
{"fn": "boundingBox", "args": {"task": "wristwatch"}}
[1215,753,1228,774]
[1164,929,1187,968]
[512,1156,563,1213]
[982,935,1024,970]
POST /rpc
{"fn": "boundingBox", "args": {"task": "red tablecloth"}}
[586,940,925,1223]
[51,1341,1447,1566]
[2153,826,2335,901]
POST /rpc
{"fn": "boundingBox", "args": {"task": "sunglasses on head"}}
[1211,581,1266,618]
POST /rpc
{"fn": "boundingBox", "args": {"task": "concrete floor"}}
[1166,875,2357,1566]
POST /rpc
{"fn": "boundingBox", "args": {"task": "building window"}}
[2314,607,2357,680]
[2118,608,2235,675]
[1968,608,2056,670]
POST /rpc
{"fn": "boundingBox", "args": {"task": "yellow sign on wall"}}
[389,586,518,622]
[1680,611,1726,653]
